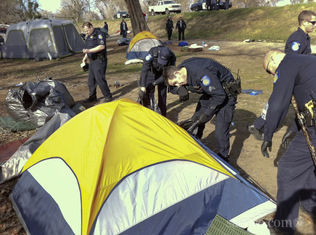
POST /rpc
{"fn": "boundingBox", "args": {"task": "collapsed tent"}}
[126,31,162,60]
[11,99,276,235]
[1,19,84,59]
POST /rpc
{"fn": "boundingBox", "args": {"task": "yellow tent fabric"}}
[21,98,233,235]
[127,31,158,52]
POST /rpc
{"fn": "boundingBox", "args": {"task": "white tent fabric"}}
[1,19,84,59]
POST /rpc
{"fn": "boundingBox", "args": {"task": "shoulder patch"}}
[291,41,300,51]
[201,75,211,86]
[145,54,153,62]
[273,70,279,84]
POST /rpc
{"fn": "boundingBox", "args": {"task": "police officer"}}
[166,16,174,40]
[82,22,112,103]
[163,57,240,161]
[139,46,176,117]
[176,17,186,41]
[206,0,211,10]
[262,50,316,234]
[249,10,316,140]
[120,18,128,38]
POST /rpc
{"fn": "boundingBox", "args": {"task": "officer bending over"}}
[163,57,241,162]
[139,46,176,116]
[262,50,316,234]
[82,22,112,103]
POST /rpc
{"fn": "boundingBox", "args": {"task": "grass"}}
[84,2,316,44]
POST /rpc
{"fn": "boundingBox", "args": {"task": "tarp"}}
[10,99,276,235]
[1,19,84,59]
[126,31,162,60]
[5,78,75,128]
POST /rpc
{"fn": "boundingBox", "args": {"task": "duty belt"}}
[302,99,316,127]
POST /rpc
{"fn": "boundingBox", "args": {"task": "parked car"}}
[190,0,231,11]
[148,0,181,15]
[113,11,129,19]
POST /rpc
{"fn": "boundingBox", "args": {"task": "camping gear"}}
[241,89,263,96]
[1,19,84,59]
[5,78,75,128]
[10,99,276,235]
[0,112,73,184]
[126,31,162,60]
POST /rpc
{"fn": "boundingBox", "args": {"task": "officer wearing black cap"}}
[262,50,316,234]
[82,22,112,103]
[163,57,241,161]
[249,10,316,140]
[138,46,176,116]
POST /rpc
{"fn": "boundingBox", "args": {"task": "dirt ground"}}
[0,35,315,234]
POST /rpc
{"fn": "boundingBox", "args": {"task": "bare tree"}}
[60,0,89,23]
[124,0,149,35]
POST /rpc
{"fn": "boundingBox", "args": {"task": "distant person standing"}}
[120,18,128,38]
[176,17,186,41]
[206,0,211,10]
[103,21,109,37]
[81,22,112,103]
[166,16,174,40]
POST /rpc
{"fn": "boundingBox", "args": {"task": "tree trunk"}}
[124,0,149,35]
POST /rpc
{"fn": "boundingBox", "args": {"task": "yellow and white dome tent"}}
[11,98,275,235]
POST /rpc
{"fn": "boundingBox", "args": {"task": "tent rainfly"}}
[11,99,276,235]
[126,31,162,61]
[1,19,84,59]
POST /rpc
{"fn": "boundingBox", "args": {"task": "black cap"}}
[158,47,171,66]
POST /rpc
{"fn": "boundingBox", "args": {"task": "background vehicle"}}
[113,11,130,19]
[190,0,232,11]
[148,0,181,15]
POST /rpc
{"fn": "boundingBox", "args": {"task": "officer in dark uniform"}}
[165,16,174,40]
[176,17,186,41]
[82,22,112,103]
[138,46,176,117]
[262,50,316,234]
[120,19,128,38]
[249,10,316,141]
[163,57,241,161]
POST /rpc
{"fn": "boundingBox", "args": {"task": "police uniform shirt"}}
[140,46,176,87]
[284,28,311,55]
[264,54,316,142]
[85,29,106,59]
[179,57,234,116]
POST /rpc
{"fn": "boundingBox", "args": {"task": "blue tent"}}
[10,99,275,235]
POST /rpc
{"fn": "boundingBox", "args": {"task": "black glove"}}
[187,114,210,134]
[153,76,164,86]
[281,130,296,149]
[178,86,189,102]
[261,141,272,158]
[178,117,196,130]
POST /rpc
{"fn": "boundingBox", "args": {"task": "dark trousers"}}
[194,96,236,157]
[167,29,172,40]
[142,83,167,116]
[122,30,127,38]
[178,30,185,41]
[274,128,316,234]
[88,59,112,99]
